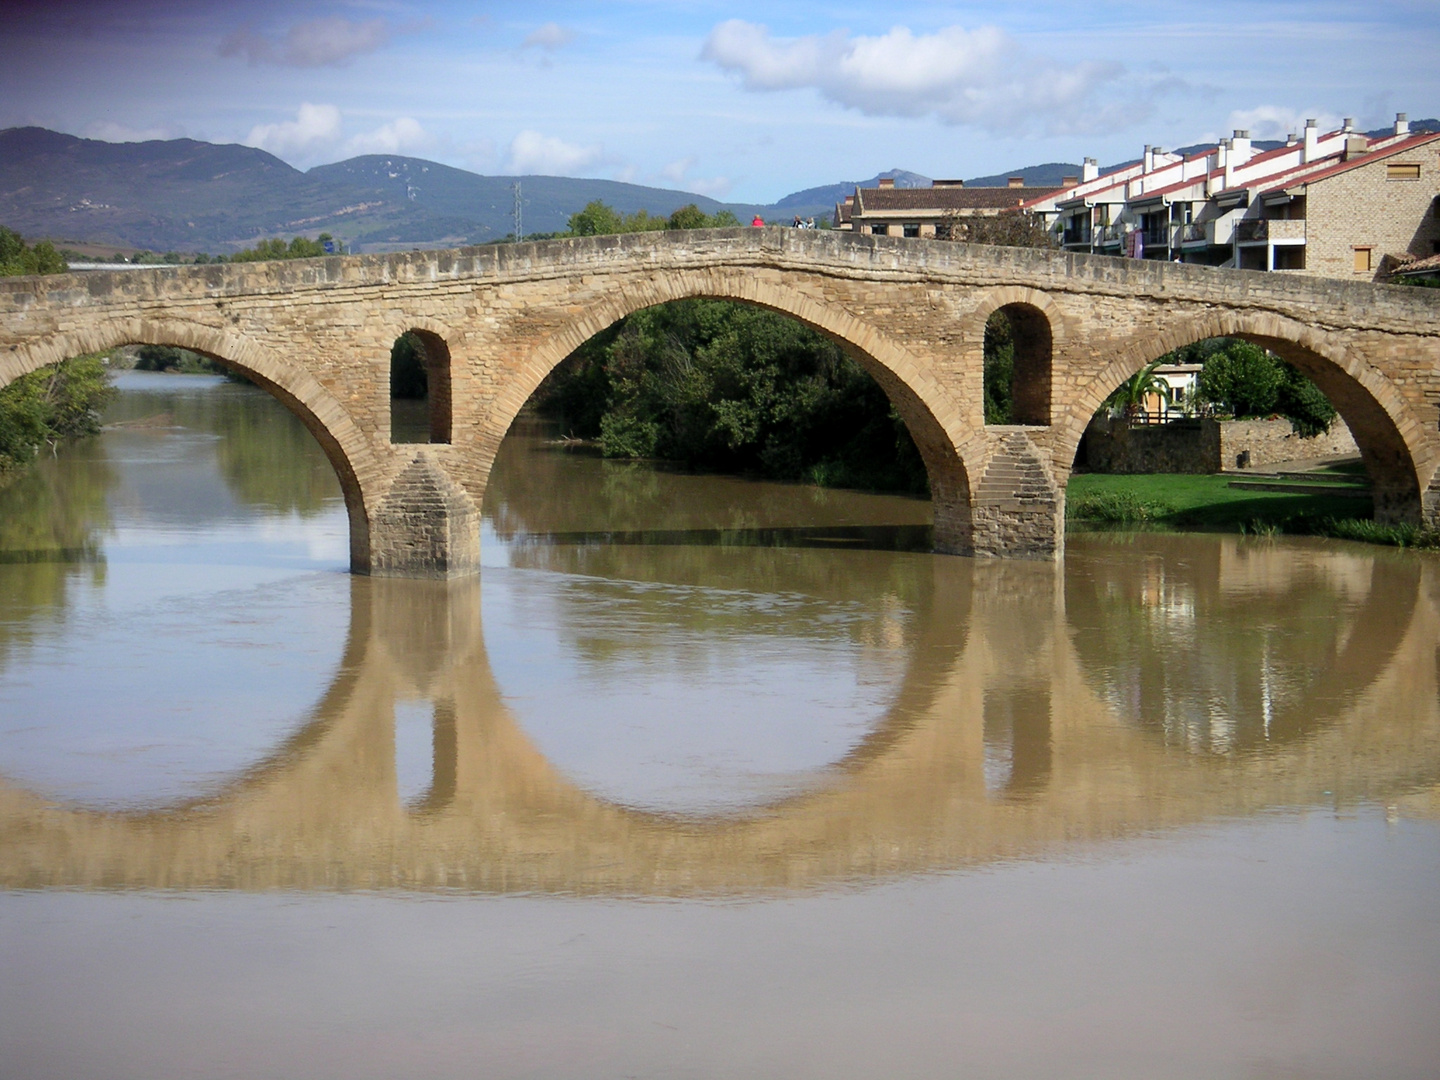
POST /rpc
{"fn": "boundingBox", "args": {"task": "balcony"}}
[1235,219,1269,243]
[1094,224,1124,247]
[1061,223,1092,247]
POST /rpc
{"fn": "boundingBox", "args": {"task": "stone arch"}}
[0,316,383,572]
[1058,311,1432,525]
[477,269,979,554]
[961,287,1068,427]
[383,319,455,446]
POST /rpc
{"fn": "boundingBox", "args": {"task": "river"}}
[1,372,1437,1079]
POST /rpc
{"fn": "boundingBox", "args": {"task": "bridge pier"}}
[968,431,1064,559]
[368,453,481,578]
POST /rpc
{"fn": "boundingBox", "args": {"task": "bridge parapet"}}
[1,229,1437,574]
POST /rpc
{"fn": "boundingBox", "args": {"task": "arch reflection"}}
[2,536,1439,896]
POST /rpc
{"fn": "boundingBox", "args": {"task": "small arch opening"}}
[983,304,1052,426]
[390,330,452,445]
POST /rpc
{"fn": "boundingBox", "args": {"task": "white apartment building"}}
[1023,115,1440,281]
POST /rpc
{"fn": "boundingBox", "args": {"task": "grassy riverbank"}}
[1066,472,1440,549]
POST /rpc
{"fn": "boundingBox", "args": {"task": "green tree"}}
[0,227,67,276]
[229,234,335,263]
[1184,339,1336,437]
[390,333,429,399]
[1105,359,1174,418]
[0,353,116,472]
[535,299,929,494]
[566,201,743,238]
[982,312,1014,424]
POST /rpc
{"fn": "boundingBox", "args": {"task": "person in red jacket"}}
[751,214,765,227]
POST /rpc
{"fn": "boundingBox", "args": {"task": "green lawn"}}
[1066,472,1372,530]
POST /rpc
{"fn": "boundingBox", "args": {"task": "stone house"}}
[835,177,1062,237]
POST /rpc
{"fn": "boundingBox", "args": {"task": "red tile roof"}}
[856,185,1059,213]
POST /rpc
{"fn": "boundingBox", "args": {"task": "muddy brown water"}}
[1,372,1437,1079]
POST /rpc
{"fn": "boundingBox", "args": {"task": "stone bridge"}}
[2,543,1437,895]
[2,228,1438,575]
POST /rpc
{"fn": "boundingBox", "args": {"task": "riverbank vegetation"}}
[1067,471,1439,548]
[1,228,116,480]
[0,353,116,477]
[535,299,930,494]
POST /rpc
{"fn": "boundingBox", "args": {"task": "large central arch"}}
[0,316,384,572]
[474,268,979,554]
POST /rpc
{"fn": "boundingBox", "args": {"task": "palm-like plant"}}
[1105,359,1173,420]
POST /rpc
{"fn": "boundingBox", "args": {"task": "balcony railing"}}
[1180,222,1208,244]
[1061,225,1092,246]
[1236,219,1268,242]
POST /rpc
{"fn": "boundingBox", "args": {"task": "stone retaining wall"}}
[1081,415,1358,474]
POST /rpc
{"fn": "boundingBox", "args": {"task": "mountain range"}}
[4,122,1435,256]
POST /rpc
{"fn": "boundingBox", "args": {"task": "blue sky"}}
[3,0,1436,202]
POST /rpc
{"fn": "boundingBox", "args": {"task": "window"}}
[1387,163,1421,181]
[903,223,920,238]
[1353,247,1374,273]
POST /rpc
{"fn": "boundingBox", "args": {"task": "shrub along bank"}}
[1067,472,1438,549]
[0,228,117,479]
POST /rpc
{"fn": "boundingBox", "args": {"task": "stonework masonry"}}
[1,228,1438,575]
[1084,416,1360,474]
[1307,146,1440,280]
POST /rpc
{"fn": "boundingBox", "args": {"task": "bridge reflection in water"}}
[3,533,1438,896]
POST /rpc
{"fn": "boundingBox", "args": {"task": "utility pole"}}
[512,180,522,242]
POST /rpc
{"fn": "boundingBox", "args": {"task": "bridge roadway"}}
[2,542,1437,895]
[2,229,1439,575]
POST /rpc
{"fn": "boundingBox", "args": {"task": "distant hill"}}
[0,128,776,254]
[774,170,932,211]
[963,162,1083,189]
[7,121,1435,255]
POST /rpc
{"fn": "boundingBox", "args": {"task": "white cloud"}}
[522,22,577,51]
[220,17,389,68]
[661,157,696,184]
[1226,105,1342,140]
[701,20,1123,133]
[660,157,731,198]
[506,130,602,175]
[245,103,342,157]
[345,117,432,156]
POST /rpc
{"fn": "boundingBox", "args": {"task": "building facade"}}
[835,177,1063,237]
[1026,115,1440,282]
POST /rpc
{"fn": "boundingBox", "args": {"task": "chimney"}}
[1303,118,1319,163]
[1143,144,1154,172]
[1231,129,1251,164]
[877,177,895,189]
[1285,132,1298,147]
[843,195,854,206]
[1007,176,1024,189]
[1396,112,1410,135]
[1061,175,1079,187]
[1221,139,1234,188]
[1343,134,1369,159]
[1342,117,1354,132]
[1082,157,1099,183]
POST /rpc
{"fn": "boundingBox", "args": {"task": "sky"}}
[2,0,1437,203]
